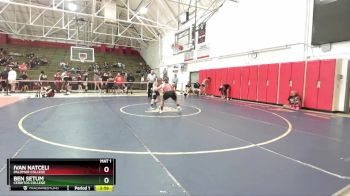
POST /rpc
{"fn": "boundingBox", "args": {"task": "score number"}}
[100,159,113,185]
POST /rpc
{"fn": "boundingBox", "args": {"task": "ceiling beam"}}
[165,0,213,11]
[0,3,16,33]
[119,0,160,39]
[1,0,176,30]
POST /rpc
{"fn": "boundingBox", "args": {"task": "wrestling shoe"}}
[177,106,182,112]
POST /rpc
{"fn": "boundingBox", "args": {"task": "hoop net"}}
[80,58,86,63]
[79,53,87,63]
[171,44,184,53]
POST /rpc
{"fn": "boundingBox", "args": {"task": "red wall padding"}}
[206,69,216,95]
[233,68,241,99]
[213,68,228,96]
[247,66,258,101]
[198,59,337,111]
[240,67,250,100]
[304,60,320,109]
[266,63,279,104]
[278,61,305,105]
[304,59,336,110]
[291,62,305,103]
[317,59,336,110]
[258,64,269,102]
[278,62,292,105]
[199,70,207,86]
[226,67,241,99]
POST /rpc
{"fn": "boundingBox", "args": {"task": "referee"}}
[147,70,156,99]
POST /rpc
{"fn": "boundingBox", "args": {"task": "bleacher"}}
[1,44,148,81]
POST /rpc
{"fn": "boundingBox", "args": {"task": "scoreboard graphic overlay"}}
[7,158,116,191]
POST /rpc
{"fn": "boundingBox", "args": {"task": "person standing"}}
[201,77,211,95]
[1,68,8,93]
[126,73,135,94]
[94,72,101,91]
[147,70,156,99]
[38,71,48,90]
[76,73,83,92]
[150,77,162,109]
[61,71,71,94]
[106,73,114,93]
[123,71,128,81]
[19,72,29,92]
[157,77,181,113]
[172,74,178,91]
[162,68,168,78]
[7,67,17,93]
[54,72,62,93]
[140,75,145,90]
[83,71,89,92]
[102,72,109,90]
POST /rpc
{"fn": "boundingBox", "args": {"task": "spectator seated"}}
[193,81,201,95]
[60,62,69,71]
[283,90,301,110]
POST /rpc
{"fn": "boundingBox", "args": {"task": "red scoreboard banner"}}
[7,158,116,191]
[197,22,206,44]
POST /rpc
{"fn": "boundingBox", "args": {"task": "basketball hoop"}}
[71,46,94,63]
[79,53,87,63]
[80,57,86,63]
[172,44,184,53]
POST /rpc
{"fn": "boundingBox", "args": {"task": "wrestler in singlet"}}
[159,78,180,113]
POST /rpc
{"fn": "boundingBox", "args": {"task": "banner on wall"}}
[197,22,206,44]
[197,44,210,59]
[173,64,180,72]
[184,50,194,61]
[172,63,187,73]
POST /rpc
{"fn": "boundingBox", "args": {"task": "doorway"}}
[190,71,199,84]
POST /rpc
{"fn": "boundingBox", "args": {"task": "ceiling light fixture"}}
[67,3,77,11]
[139,7,148,15]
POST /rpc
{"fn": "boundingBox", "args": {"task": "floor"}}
[0,96,26,108]
[0,95,349,195]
